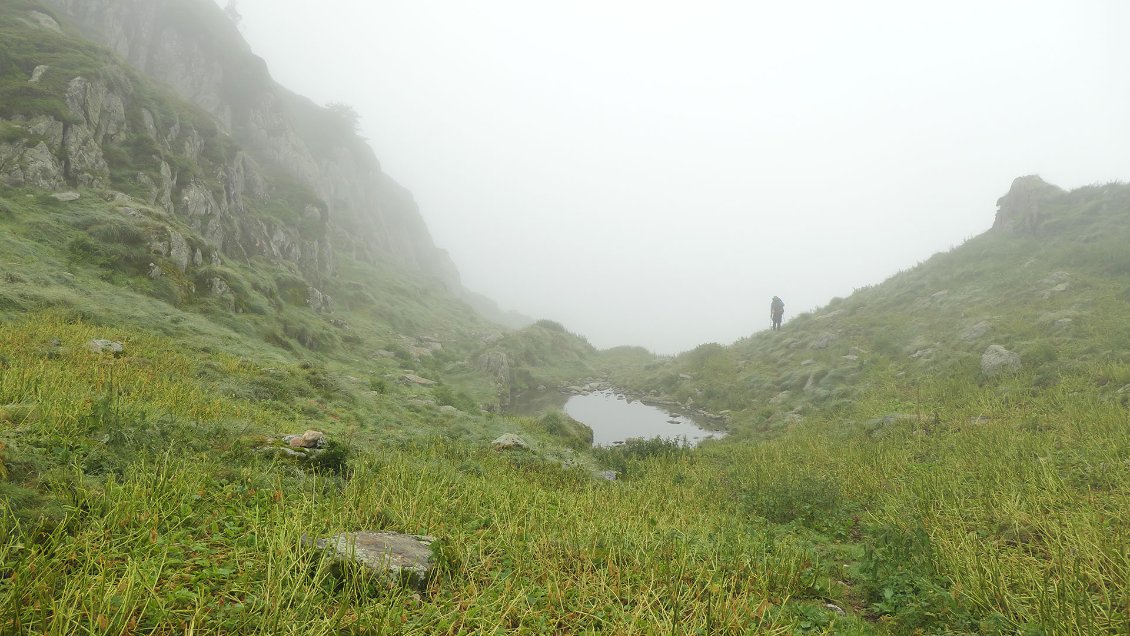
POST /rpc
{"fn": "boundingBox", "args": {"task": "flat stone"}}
[313,531,435,590]
[400,373,436,386]
[51,191,80,202]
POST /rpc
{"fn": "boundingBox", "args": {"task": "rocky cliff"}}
[23,0,461,288]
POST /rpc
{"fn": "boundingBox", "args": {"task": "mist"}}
[215,0,1130,354]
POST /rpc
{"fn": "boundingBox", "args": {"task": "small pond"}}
[563,389,724,447]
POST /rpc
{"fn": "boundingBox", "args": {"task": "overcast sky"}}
[216,0,1130,354]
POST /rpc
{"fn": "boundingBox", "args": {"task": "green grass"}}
[1,1,1128,631]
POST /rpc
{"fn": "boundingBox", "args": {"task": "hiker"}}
[770,296,784,331]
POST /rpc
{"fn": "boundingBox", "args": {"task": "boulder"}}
[311,531,435,590]
[491,433,530,451]
[51,191,80,202]
[981,345,1021,377]
[284,430,325,449]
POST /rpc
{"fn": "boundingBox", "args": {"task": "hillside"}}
[0,0,1127,633]
[611,176,1130,437]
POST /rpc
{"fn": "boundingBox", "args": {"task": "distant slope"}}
[610,176,1130,436]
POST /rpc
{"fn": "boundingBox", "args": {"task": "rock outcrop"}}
[993,175,1065,235]
[43,0,461,289]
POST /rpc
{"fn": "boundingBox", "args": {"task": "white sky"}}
[217,0,1130,354]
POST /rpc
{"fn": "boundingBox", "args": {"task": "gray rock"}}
[400,374,436,387]
[960,321,992,342]
[87,339,124,355]
[491,433,530,451]
[147,262,162,279]
[595,470,618,481]
[993,175,1065,234]
[678,373,692,380]
[438,405,459,415]
[312,531,435,590]
[305,287,332,313]
[51,191,80,202]
[168,230,190,273]
[981,345,1021,377]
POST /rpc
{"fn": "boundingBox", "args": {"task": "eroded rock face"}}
[993,175,1065,234]
[475,351,511,407]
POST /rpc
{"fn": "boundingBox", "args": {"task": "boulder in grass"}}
[311,531,435,590]
[86,339,124,355]
[981,345,1021,377]
[284,430,325,449]
[491,433,530,451]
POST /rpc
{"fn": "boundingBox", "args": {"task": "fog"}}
[216,0,1130,354]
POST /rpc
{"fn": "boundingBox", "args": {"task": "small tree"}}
[326,102,361,136]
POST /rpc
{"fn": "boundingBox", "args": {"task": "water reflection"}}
[563,390,723,447]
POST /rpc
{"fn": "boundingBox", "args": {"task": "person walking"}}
[770,296,784,330]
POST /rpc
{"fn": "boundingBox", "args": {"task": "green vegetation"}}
[0,0,1126,631]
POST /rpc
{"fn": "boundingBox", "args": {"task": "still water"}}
[563,390,723,447]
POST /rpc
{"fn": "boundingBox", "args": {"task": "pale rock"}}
[311,531,435,590]
[25,11,62,32]
[981,345,1021,377]
[168,230,190,273]
[491,433,530,451]
[285,429,325,449]
[87,339,124,355]
[400,374,436,387]
[28,65,49,83]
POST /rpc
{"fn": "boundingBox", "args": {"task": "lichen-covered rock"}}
[311,531,435,590]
